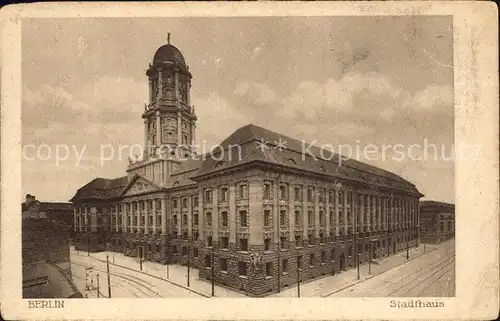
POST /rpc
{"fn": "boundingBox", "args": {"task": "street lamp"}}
[211,241,215,297]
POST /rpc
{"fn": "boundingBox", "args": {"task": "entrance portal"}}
[339,253,345,271]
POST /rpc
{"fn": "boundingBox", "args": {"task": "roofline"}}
[193,159,424,197]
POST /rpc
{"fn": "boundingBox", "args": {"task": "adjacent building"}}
[419,200,455,244]
[22,195,82,298]
[71,36,424,296]
[22,194,75,238]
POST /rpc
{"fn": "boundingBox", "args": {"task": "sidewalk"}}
[70,246,245,298]
[271,244,438,297]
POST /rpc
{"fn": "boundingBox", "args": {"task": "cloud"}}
[233,81,279,106]
[411,84,453,111]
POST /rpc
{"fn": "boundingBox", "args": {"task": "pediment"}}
[121,175,163,197]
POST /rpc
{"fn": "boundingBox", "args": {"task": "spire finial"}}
[167,32,171,44]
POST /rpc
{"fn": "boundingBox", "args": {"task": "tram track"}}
[72,260,162,298]
[384,249,455,296]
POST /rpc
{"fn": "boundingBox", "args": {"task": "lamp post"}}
[96,273,100,298]
[297,256,301,298]
[406,234,409,260]
[211,242,215,297]
[187,237,191,288]
[106,253,112,298]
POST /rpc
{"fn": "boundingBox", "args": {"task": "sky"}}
[21,16,454,203]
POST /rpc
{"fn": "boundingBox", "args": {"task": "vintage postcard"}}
[1,1,498,320]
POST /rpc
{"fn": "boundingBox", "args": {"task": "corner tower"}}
[127,34,197,185]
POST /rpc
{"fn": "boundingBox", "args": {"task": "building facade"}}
[419,201,455,244]
[22,194,75,237]
[22,196,82,298]
[71,37,424,296]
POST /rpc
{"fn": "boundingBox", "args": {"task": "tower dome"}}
[152,33,186,67]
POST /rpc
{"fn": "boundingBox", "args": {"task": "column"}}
[187,196,192,238]
[122,203,126,232]
[144,200,149,235]
[229,185,236,244]
[191,121,196,152]
[249,180,264,245]
[335,189,340,236]
[177,111,182,146]
[212,189,219,243]
[187,80,191,105]
[367,195,372,232]
[73,208,77,232]
[161,199,167,235]
[174,73,179,100]
[359,193,364,232]
[288,183,295,242]
[156,110,162,147]
[149,79,153,103]
[273,181,279,244]
[325,188,330,238]
[314,187,320,238]
[158,70,163,100]
[302,186,308,238]
[144,119,148,157]
[115,205,119,232]
[152,199,157,234]
[84,206,89,232]
[198,189,204,239]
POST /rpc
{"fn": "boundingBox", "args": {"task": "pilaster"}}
[229,185,237,244]
[248,180,264,245]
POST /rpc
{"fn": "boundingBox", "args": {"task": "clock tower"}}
[126,34,197,185]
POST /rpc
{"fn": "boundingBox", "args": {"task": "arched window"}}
[288,158,297,165]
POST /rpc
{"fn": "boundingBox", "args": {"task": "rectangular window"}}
[194,214,199,225]
[319,210,325,226]
[339,191,344,205]
[264,210,271,227]
[220,237,229,249]
[182,246,187,256]
[263,181,272,199]
[308,234,315,246]
[193,196,198,207]
[264,238,271,251]
[319,188,325,202]
[279,184,288,200]
[220,187,229,202]
[207,236,213,247]
[307,187,314,202]
[204,189,213,203]
[280,210,287,226]
[205,255,211,267]
[240,210,248,227]
[294,186,302,201]
[321,251,327,263]
[220,258,228,272]
[239,238,248,251]
[238,262,247,276]
[309,253,315,267]
[173,215,178,226]
[182,198,188,208]
[295,210,301,226]
[206,212,212,226]
[282,259,289,273]
[329,190,335,203]
[193,247,198,257]
[319,232,325,244]
[280,236,287,249]
[266,262,273,276]
[297,255,303,269]
[238,184,248,200]
[295,235,302,247]
[308,211,314,227]
[221,211,228,227]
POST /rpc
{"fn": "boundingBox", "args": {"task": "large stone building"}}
[71,37,424,296]
[419,200,455,244]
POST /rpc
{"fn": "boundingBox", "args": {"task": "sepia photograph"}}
[1,2,498,320]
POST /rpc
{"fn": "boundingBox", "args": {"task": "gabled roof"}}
[69,176,128,203]
[167,158,202,189]
[419,200,455,213]
[119,173,165,197]
[194,124,422,195]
